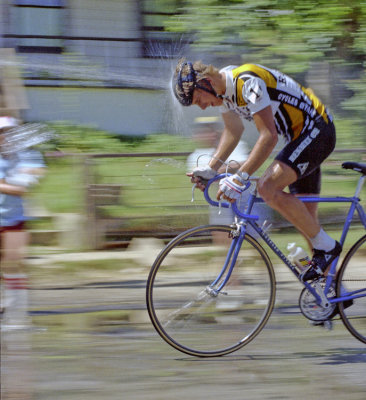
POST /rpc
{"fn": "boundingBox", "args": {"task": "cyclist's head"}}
[172,58,220,106]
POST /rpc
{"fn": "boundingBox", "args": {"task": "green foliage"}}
[339,66,366,147]
[30,124,197,215]
[161,0,366,143]
[342,67,366,108]
[47,122,195,154]
[333,117,364,148]
[165,0,366,72]
[132,133,196,153]
[26,121,364,245]
[48,122,140,153]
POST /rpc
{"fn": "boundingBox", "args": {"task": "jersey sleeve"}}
[242,77,271,114]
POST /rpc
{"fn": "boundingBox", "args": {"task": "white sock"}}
[2,273,29,317]
[310,229,336,252]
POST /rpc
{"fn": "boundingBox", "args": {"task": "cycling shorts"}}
[275,118,336,195]
[0,221,26,234]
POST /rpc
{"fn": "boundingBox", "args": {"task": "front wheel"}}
[146,224,276,357]
[337,234,366,344]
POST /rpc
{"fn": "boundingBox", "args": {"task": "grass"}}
[29,155,365,221]
[26,128,365,243]
[29,157,85,214]
[53,258,141,273]
[31,310,132,333]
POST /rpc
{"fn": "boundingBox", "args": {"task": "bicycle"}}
[146,161,366,357]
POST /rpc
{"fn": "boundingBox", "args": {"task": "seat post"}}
[354,175,365,198]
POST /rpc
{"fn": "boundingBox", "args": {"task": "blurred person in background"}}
[187,116,271,238]
[0,116,46,330]
[173,59,339,282]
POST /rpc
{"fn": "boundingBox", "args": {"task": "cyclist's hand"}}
[217,172,249,203]
[187,165,217,191]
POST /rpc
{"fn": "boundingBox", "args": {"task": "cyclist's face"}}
[192,88,222,110]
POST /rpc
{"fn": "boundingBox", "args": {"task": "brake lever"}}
[218,200,222,215]
[191,183,197,202]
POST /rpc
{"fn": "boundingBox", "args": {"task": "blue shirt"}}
[0,150,45,227]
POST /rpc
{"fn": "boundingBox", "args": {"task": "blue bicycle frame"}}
[203,172,366,306]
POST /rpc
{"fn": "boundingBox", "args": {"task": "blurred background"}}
[1,3,366,399]
[0,0,365,250]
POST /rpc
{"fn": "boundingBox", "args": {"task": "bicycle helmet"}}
[172,60,220,106]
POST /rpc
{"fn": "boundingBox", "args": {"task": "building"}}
[0,0,204,136]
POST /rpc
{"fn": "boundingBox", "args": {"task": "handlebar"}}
[203,174,259,221]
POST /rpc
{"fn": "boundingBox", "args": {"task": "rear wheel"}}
[146,224,276,357]
[337,234,366,344]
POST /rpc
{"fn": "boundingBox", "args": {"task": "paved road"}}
[1,251,366,400]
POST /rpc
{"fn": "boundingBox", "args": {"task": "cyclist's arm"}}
[208,111,244,171]
[237,105,278,176]
[0,179,27,196]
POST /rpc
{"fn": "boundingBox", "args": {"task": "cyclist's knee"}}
[257,179,277,203]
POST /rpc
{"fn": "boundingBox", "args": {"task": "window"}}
[10,0,65,53]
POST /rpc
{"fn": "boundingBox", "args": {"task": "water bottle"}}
[287,242,310,271]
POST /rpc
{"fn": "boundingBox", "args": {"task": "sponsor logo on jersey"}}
[289,128,320,162]
[278,93,299,107]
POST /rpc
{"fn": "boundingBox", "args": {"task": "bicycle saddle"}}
[342,162,366,175]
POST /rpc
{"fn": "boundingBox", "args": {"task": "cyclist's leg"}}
[258,119,341,279]
[1,227,30,328]
[257,160,321,239]
[289,168,322,253]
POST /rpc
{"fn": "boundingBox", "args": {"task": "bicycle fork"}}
[207,224,246,296]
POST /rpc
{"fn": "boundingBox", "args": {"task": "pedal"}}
[323,320,333,330]
[309,319,333,331]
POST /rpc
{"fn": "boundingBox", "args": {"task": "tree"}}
[164,0,365,72]
[163,0,366,146]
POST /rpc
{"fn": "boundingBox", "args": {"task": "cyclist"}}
[172,58,341,281]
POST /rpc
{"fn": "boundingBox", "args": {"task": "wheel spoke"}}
[146,225,276,357]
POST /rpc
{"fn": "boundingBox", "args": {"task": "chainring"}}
[299,278,337,321]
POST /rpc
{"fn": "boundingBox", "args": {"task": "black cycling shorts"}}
[275,118,336,195]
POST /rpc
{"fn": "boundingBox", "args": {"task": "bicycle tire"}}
[146,224,276,357]
[337,234,366,344]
